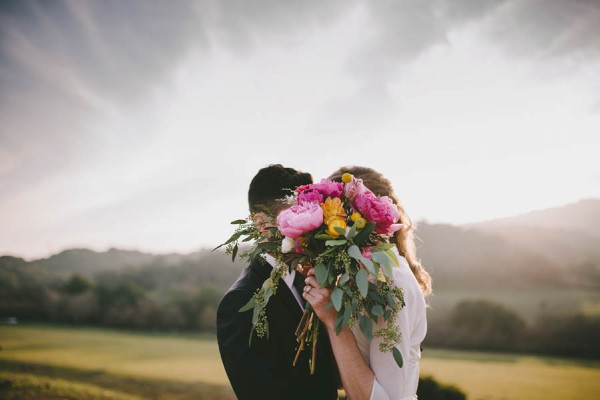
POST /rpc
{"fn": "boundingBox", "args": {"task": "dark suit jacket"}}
[217,257,338,400]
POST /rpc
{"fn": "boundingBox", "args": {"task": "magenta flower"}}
[297,189,324,204]
[312,179,344,198]
[276,202,324,238]
[354,192,402,236]
[361,246,373,259]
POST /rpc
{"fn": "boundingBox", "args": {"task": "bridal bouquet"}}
[217,173,405,374]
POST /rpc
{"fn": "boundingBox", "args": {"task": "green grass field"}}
[1,324,598,400]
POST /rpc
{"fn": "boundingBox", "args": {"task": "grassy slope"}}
[1,325,599,400]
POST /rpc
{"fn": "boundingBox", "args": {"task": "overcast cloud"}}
[1,0,599,258]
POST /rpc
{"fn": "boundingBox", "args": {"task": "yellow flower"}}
[321,197,347,224]
[327,218,347,238]
[350,211,362,222]
[354,217,366,229]
[342,173,353,183]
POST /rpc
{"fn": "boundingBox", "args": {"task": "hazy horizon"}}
[2,1,599,259]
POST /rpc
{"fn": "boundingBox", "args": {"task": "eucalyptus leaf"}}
[325,239,347,246]
[338,273,349,285]
[382,263,393,278]
[356,269,368,298]
[314,263,329,286]
[252,305,260,324]
[342,304,352,328]
[385,248,399,266]
[347,245,362,260]
[362,258,376,275]
[331,288,344,311]
[371,251,392,268]
[239,298,256,312]
[315,234,333,240]
[359,314,373,341]
[392,347,404,368]
[373,243,395,251]
[371,304,384,316]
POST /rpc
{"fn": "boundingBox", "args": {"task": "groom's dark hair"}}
[248,164,312,214]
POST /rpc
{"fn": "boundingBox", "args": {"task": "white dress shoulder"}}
[350,248,427,400]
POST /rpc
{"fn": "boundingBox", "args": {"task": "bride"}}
[302,166,432,400]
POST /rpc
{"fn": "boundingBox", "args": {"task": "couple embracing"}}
[217,164,432,400]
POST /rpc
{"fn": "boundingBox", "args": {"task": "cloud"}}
[0,0,204,190]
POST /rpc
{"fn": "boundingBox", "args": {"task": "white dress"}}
[351,248,427,400]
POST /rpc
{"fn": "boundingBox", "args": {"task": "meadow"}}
[1,324,598,400]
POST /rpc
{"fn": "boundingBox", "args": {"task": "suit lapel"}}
[276,278,304,319]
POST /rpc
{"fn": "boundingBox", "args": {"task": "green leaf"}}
[371,304,384,316]
[231,244,239,262]
[362,258,376,275]
[231,219,247,224]
[385,248,399,266]
[371,251,392,268]
[314,263,329,287]
[386,292,396,309]
[347,245,362,260]
[354,221,376,245]
[373,243,395,251]
[315,234,333,240]
[334,313,344,335]
[356,269,368,298]
[257,242,279,251]
[325,239,347,246]
[382,262,393,279]
[368,289,385,304]
[392,347,404,368]
[342,304,352,328]
[239,298,256,312]
[334,227,346,236]
[359,314,373,341]
[252,305,260,324]
[346,224,358,239]
[338,273,349,285]
[331,287,344,311]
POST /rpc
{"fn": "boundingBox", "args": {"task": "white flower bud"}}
[281,237,294,253]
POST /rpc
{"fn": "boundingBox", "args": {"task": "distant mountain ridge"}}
[3,198,599,291]
[467,198,600,237]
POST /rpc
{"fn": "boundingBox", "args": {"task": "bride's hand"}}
[303,268,338,330]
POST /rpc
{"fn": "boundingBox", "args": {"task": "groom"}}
[217,164,339,400]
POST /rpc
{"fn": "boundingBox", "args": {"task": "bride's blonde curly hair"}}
[328,166,432,296]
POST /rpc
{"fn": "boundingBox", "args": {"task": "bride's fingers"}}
[304,276,321,289]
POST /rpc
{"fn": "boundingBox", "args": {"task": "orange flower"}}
[321,197,347,225]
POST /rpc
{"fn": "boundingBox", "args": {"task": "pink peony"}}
[354,192,402,236]
[297,189,324,204]
[312,179,344,198]
[276,202,324,238]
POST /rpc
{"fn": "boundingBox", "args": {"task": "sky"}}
[1,0,599,259]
